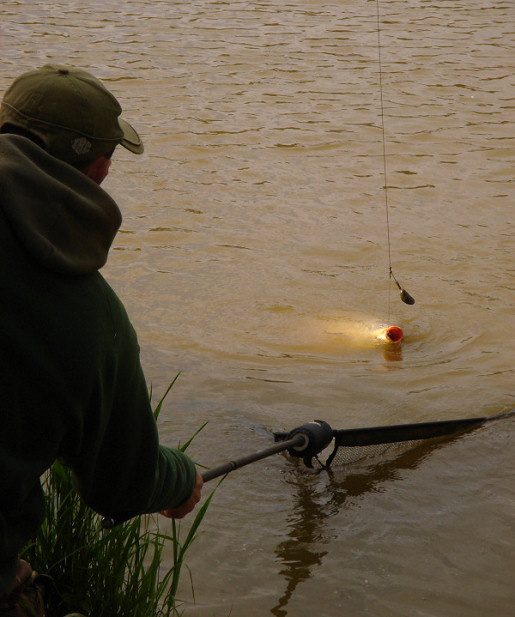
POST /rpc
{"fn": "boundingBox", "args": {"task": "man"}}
[0,65,203,611]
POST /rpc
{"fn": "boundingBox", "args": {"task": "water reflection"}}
[270,437,459,616]
[381,345,403,362]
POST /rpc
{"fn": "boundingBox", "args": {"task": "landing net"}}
[276,412,513,471]
[325,416,489,468]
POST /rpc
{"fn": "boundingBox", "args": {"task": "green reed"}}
[21,377,212,617]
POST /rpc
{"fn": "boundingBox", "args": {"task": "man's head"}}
[0,64,144,169]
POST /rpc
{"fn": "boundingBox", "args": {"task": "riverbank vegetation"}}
[21,379,211,616]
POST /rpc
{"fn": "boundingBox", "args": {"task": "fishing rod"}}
[101,410,513,529]
[375,0,415,307]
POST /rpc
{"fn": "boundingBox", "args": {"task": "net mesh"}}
[318,438,432,470]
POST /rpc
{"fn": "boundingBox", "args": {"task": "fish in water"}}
[376,325,404,344]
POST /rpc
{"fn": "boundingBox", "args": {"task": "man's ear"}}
[85,156,111,185]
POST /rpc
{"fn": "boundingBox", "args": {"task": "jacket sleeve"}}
[60,285,197,519]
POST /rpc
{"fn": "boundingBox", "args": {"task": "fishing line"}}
[375,0,415,309]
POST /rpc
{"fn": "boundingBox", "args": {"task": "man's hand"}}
[159,471,204,519]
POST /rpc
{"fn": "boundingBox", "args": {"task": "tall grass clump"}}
[21,377,212,617]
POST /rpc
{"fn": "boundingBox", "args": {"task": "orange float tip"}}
[384,325,403,344]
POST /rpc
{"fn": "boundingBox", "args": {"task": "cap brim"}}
[119,118,144,154]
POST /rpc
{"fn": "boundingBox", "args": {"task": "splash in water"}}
[322,317,405,348]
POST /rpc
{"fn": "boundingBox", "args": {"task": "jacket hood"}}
[0,134,122,275]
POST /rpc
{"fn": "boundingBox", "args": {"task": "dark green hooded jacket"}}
[0,134,197,594]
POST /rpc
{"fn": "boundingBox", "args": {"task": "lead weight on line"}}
[400,289,415,305]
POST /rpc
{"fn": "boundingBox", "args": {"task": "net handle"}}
[201,433,305,482]
[101,434,305,530]
[102,420,334,529]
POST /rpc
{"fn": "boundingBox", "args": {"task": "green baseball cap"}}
[0,64,144,165]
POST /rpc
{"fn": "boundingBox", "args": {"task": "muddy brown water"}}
[2,1,514,615]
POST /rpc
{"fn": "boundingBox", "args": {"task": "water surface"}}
[2,1,514,615]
